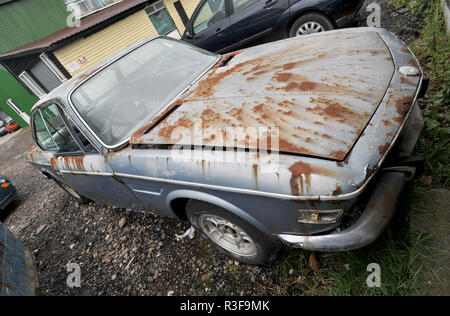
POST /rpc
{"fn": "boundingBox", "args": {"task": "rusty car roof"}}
[131,30,395,161]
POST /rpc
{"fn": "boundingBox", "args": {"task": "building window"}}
[39,53,67,83]
[18,72,46,99]
[145,1,176,36]
[65,0,124,18]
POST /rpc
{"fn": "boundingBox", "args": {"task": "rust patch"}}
[395,96,413,122]
[158,117,193,139]
[50,158,57,170]
[378,143,390,156]
[330,150,346,161]
[274,72,292,82]
[74,66,103,85]
[289,162,312,196]
[382,120,392,127]
[252,164,259,189]
[332,185,343,196]
[288,161,338,196]
[61,156,86,172]
[283,62,296,70]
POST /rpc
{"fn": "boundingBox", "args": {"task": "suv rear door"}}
[228,0,289,49]
[183,0,235,53]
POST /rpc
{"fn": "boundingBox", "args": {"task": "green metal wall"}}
[0,65,38,127]
[0,0,68,54]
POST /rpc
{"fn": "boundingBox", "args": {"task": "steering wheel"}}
[98,96,149,143]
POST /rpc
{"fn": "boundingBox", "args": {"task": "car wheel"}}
[54,179,90,204]
[289,13,335,37]
[186,200,279,265]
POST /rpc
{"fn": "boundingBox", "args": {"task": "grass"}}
[273,1,449,295]
[396,0,450,186]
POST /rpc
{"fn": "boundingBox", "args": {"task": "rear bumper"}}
[277,102,424,251]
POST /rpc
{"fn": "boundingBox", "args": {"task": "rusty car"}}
[26,28,426,264]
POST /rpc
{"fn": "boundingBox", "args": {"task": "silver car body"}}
[26,28,424,251]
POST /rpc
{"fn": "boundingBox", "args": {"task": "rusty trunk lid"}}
[131,30,395,160]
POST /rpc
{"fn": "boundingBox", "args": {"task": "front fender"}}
[166,189,271,235]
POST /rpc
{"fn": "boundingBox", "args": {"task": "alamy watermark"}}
[367,2,382,27]
[168,120,281,174]
[366,263,381,288]
[67,263,82,288]
[67,4,81,28]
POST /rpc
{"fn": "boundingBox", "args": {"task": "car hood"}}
[131,29,395,160]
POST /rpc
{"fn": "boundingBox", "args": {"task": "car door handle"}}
[215,27,224,36]
[264,0,278,8]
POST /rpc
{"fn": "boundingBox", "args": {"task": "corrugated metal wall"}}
[53,0,201,77]
[0,0,68,54]
[0,65,38,127]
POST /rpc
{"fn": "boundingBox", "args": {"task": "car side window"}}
[33,104,82,155]
[231,0,258,13]
[193,0,227,34]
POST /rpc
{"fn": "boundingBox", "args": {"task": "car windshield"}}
[70,38,218,147]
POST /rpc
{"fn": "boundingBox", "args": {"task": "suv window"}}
[231,0,258,13]
[33,104,82,154]
[193,0,227,34]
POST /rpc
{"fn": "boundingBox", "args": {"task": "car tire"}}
[54,178,90,204]
[186,200,279,265]
[289,13,335,37]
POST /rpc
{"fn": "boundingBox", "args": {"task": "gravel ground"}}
[0,0,424,296]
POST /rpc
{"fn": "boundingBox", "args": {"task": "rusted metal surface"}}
[50,155,111,174]
[132,31,394,161]
[0,222,39,296]
[25,146,54,166]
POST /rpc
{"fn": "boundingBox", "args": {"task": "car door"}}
[229,0,290,47]
[183,0,235,53]
[31,102,142,210]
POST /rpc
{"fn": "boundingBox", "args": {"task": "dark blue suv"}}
[182,0,365,53]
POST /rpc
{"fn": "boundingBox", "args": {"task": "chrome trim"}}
[59,170,114,176]
[66,37,221,151]
[133,189,163,196]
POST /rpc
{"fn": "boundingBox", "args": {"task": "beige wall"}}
[54,1,202,77]
[54,10,159,76]
[164,0,201,35]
